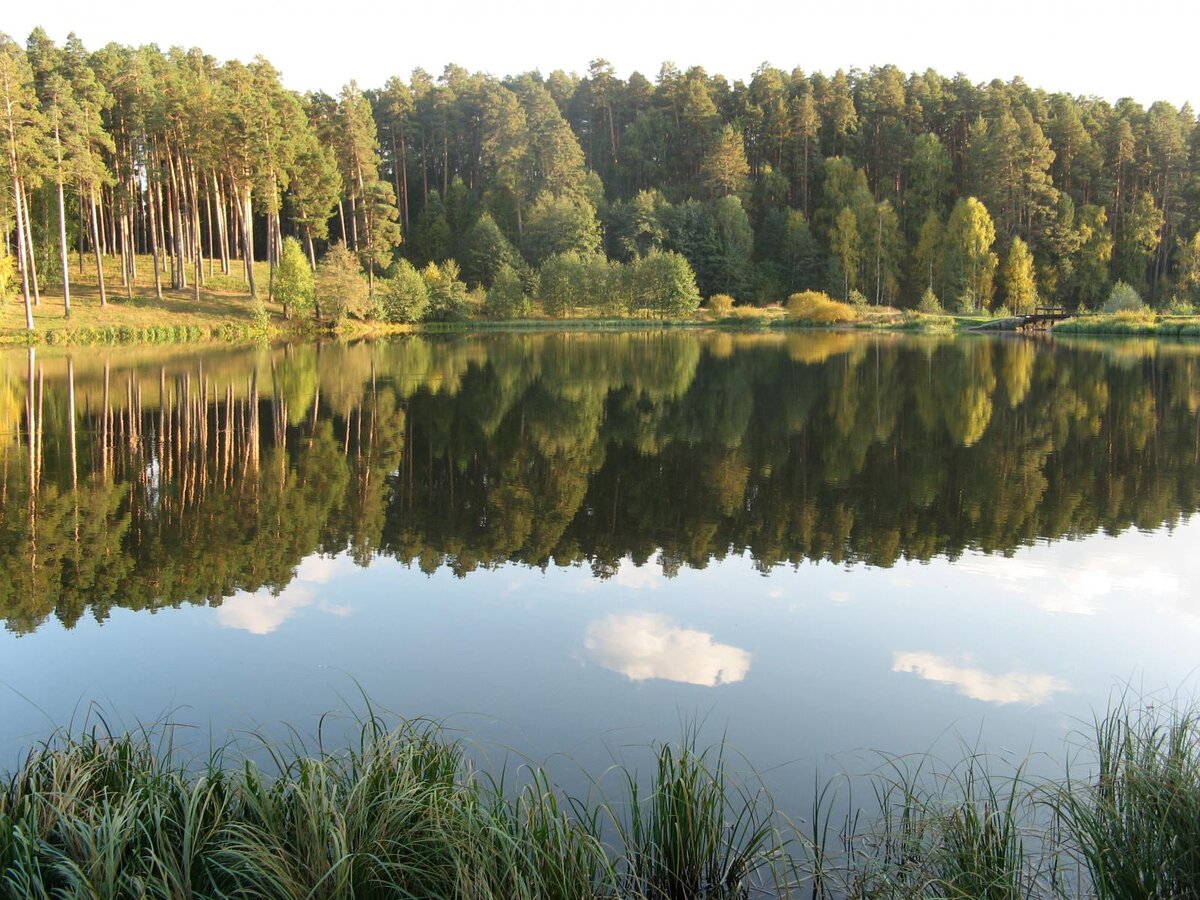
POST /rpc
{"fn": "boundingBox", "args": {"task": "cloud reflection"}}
[216,555,349,635]
[892,651,1069,705]
[585,613,750,686]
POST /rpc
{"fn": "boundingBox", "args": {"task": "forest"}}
[2,29,1200,331]
[2,333,1198,632]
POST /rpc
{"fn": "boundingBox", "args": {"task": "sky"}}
[7,0,1199,108]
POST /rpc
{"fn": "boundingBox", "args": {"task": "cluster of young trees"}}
[5,30,1200,329]
[3,334,1199,630]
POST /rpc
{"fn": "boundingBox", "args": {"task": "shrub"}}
[1103,280,1144,314]
[916,287,943,314]
[316,242,370,324]
[422,259,471,322]
[0,255,15,304]
[707,294,736,316]
[378,260,430,323]
[274,237,315,320]
[954,293,978,315]
[848,288,869,308]
[1166,296,1196,317]
[991,304,1012,319]
[786,291,858,324]
[484,263,532,319]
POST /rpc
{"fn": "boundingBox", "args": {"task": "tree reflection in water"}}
[1,332,1197,634]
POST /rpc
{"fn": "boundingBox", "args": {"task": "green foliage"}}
[627,250,702,317]
[377,259,430,323]
[0,256,14,304]
[274,237,315,319]
[1051,699,1200,899]
[524,192,602,266]
[1177,230,1200,301]
[410,191,451,266]
[316,242,369,324]
[943,197,999,311]
[917,287,943,314]
[422,259,471,322]
[462,212,520,287]
[7,33,1200,328]
[1103,280,1144,313]
[484,263,532,319]
[538,250,610,317]
[709,195,753,299]
[700,124,750,199]
[1002,236,1037,314]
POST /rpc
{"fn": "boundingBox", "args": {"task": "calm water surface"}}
[1,331,1198,810]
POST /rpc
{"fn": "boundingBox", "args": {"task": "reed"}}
[3,695,1200,898]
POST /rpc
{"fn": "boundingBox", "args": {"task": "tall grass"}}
[0,718,786,899]
[3,696,1200,897]
[1049,700,1200,898]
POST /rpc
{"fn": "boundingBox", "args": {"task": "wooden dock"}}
[1016,306,1070,330]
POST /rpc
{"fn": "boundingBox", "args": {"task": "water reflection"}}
[216,556,348,635]
[585,613,751,686]
[891,651,1072,705]
[1,332,1198,635]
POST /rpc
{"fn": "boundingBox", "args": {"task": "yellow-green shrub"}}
[785,291,858,324]
[707,294,736,315]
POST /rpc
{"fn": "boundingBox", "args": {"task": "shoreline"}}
[0,696,1193,897]
[7,309,1200,347]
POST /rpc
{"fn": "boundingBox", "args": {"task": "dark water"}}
[1,332,1198,809]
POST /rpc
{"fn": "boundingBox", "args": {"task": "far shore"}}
[5,269,1198,346]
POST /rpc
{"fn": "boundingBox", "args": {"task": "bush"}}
[991,304,1012,319]
[1166,296,1196,316]
[275,237,315,320]
[848,288,869,308]
[1103,280,1144,314]
[316,242,370,324]
[0,255,16,304]
[786,291,858,324]
[378,260,430,323]
[423,259,471,322]
[954,293,978,315]
[916,287,943,314]
[484,263,532,319]
[707,294,735,316]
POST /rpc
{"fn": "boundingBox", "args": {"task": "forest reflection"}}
[1,331,1198,634]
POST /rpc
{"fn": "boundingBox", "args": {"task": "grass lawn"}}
[2,255,280,344]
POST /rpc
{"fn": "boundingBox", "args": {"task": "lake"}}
[1,331,1198,815]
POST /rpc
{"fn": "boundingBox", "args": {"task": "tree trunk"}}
[11,174,34,331]
[305,227,316,270]
[146,171,163,300]
[90,184,108,307]
[56,177,71,318]
[20,180,40,307]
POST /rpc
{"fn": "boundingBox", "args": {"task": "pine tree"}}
[700,125,749,199]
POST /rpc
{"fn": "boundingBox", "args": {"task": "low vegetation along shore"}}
[5,253,1199,345]
[2,697,1197,897]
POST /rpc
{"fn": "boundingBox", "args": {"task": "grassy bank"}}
[2,698,1197,897]
[9,257,1198,346]
[1054,311,1200,337]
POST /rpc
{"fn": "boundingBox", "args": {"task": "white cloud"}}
[612,559,663,591]
[295,554,339,584]
[216,554,349,635]
[892,651,1070,705]
[955,551,1181,617]
[585,613,750,687]
[217,585,317,635]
